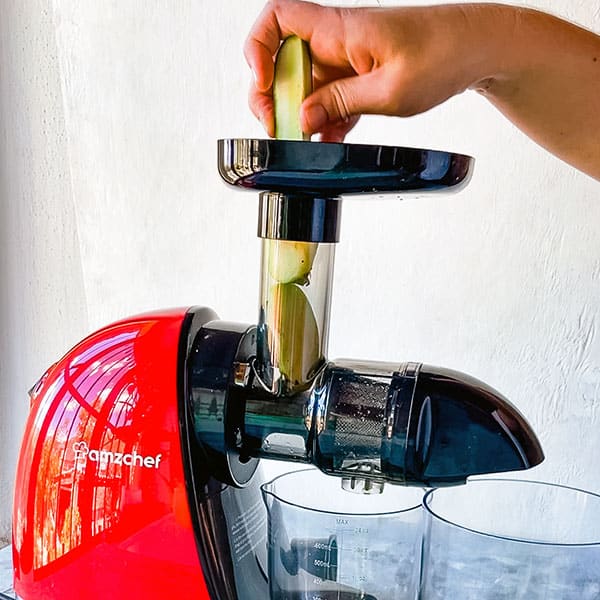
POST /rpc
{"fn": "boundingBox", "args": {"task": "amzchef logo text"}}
[73,441,162,469]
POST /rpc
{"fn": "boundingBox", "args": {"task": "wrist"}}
[466,4,568,99]
[456,3,529,95]
[401,3,527,102]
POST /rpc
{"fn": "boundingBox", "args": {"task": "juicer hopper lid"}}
[218,138,473,196]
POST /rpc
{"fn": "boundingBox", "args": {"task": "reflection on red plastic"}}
[13,309,210,599]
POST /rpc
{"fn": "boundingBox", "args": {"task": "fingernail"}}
[303,104,328,133]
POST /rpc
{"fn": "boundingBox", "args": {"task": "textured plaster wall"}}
[0,0,88,542]
[0,0,599,540]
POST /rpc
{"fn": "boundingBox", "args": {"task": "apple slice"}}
[268,240,318,284]
[273,35,312,140]
[265,35,322,392]
[268,283,322,390]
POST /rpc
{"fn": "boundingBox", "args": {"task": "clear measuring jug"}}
[261,468,424,600]
[419,479,600,599]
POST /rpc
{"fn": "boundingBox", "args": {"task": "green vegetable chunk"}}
[268,283,321,389]
[265,35,321,392]
[268,240,317,284]
[273,36,312,140]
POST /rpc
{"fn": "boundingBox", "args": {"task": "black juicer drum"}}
[188,321,543,490]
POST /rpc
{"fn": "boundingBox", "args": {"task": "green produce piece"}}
[267,240,318,284]
[267,283,321,390]
[265,35,320,393]
[273,35,312,140]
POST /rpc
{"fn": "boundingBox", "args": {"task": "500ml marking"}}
[72,441,162,469]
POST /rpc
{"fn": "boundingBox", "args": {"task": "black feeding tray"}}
[218,138,473,196]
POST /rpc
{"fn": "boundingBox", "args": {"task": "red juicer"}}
[12,139,543,599]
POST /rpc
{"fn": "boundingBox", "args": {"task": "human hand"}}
[245,1,600,179]
[244,0,504,142]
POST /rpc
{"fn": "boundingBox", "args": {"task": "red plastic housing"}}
[12,308,209,599]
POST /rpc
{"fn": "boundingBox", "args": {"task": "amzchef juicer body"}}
[12,304,543,600]
[12,140,544,599]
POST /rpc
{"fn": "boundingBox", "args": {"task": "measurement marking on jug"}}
[314,559,332,568]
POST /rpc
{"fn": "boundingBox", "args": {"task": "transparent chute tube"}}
[257,239,335,395]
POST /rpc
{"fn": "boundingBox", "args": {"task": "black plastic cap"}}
[258,191,342,242]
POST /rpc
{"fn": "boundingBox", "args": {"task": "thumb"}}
[300,69,394,134]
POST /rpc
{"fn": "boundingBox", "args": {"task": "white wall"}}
[1,0,599,540]
[0,0,89,542]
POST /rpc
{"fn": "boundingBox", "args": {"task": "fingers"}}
[244,4,280,94]
[245,0,329,135]
[244,0,325,91]
[248,83,275,138]
[318,116,360,143]
[245,1,391,138]
[300,68,397,135]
